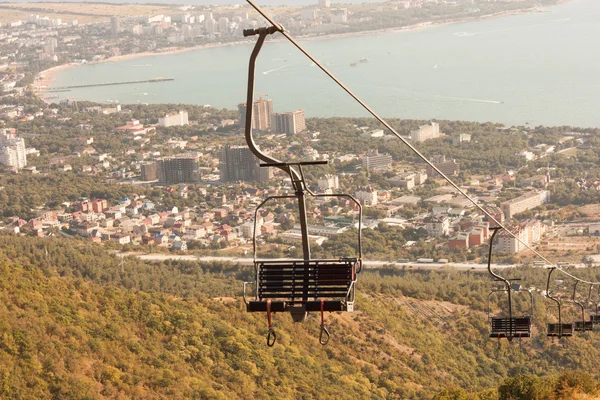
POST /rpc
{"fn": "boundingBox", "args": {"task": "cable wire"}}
[244,0,600,286]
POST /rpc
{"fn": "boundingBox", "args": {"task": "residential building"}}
[410,122,441,142]
[238,96,273,131]
[362,150,392,172]
[318,0,331,8]
[141,162,158,181]
[219,146,273,182]
[110,16,120,35]
[318,175,339,191]
[273,109,306,134]
[292,224,347,237]
[493,219,546,253]
[388,172,416,189]
[355,186,378,206]
[91,199,107,213]
[0,132,26,171]
[425,155,460,178]
[449,232,469,251]
[115,119,155,135]
[494,225,529,253]
[159,110,189,127]
[424,215,450,237]
[452,133,472,145]
[500,190,550,220]
[468,228,485,247]
[483,205,504,227]
[300,8,318,20]
[331,8,348,24]
[157,155,200,185]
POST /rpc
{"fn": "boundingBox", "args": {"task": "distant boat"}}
[433,64,438,69]
[359,58,368,63]
[350,62,359,67]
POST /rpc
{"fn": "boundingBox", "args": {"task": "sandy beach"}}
[34,5,544,99]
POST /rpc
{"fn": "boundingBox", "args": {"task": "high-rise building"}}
[0,132,27,171]
[141,162,158,181]
[157,155,200,185]
[274,109,306,135]
[219,146,273,182]
[255,98,273,130]
[410,122,441,142]
[205,16,217,34]
[318,0,331,8]
[158,110,189,127]
[218,17,230,34]
[238,97,273,131]
[110,16,120,36]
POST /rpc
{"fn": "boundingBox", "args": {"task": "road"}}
[121,253,516,272]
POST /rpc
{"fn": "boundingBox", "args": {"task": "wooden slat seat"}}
[590,315,600,323]
[575,321,594,331]
[246,259,357,312]
[547,323,574,337]
[489,317,531,338]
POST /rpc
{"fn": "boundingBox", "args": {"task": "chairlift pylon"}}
[486,227,532,341]
[240,25,363,347]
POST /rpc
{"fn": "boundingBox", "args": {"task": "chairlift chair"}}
[572,281,594,332]
[589,285,600,325]
[241,25,363,347]
[486,227,533,341]
[545,267,574,339]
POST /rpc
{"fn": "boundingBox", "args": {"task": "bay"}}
[52,0,600,127]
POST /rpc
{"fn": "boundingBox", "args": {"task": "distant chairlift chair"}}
[486,227,533,341]
[241,25,363,347]
[572,281,594,332]
[545,267,574,339]
[588,285,600,327]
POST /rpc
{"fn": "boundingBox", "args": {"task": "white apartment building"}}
[424,215,449,238]
[0,132,27,171]
[318,174,339,191]
[159,111,189,127]
[493,219,546,253]
[410,122,441,143]
[501,190,550,220]
[355,187,378,206]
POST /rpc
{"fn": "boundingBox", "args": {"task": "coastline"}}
[34,5,546,99]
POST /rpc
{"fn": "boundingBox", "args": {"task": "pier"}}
[48,77,174,91]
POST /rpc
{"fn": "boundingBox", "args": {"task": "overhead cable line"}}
[244,0,600,286]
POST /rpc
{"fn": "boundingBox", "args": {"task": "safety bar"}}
[545,267,564,337]
[252,194,363,262]
[487,227,514,325]
[243,281,253,305]
[487,288,533,321]
[252,195,296,263]
[571,280,588,332]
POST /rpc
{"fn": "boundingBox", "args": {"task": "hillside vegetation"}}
[0,234,599,399]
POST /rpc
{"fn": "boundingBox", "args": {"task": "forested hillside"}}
[0,234,599,399]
